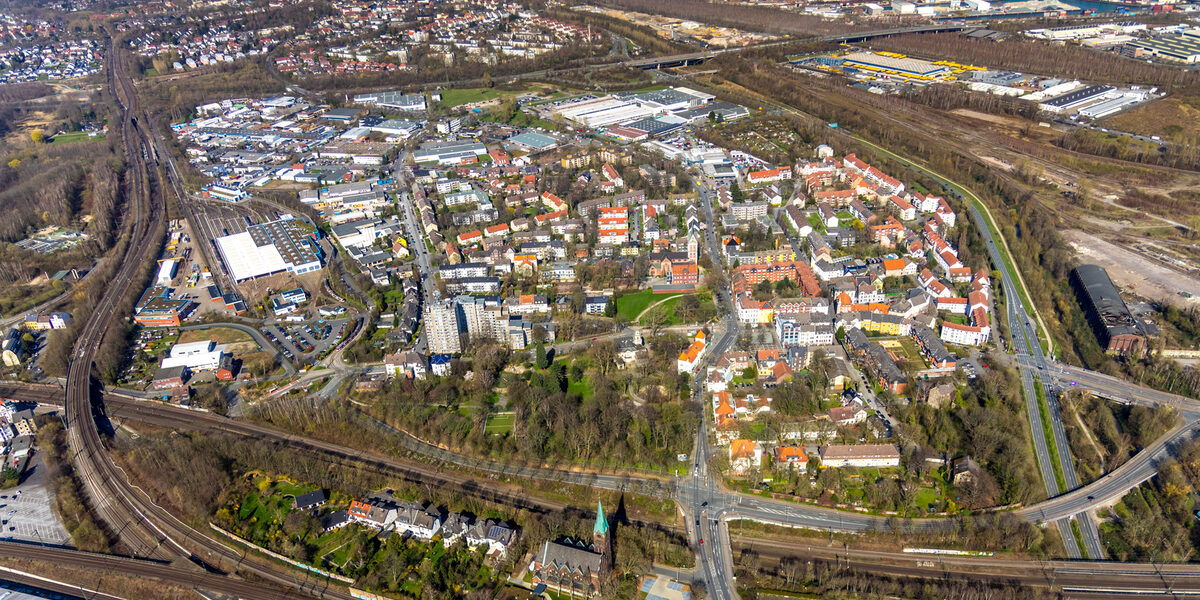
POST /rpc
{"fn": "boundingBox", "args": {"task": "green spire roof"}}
[593,500,609,535]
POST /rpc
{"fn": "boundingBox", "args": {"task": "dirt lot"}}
[1063,229,1200,308]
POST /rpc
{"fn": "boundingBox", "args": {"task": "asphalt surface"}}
[970,202,1101,558]
[393,152,435,356]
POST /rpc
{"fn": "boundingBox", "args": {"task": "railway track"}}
[0,543,315,600]
[60,38,358,600]
[736,538,1200,599]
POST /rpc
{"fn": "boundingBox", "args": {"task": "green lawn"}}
[806,212,825,232]
[656,296,684,324]
[567,376,594,400]
[914,486,941,510]
[484,412,514,434]
[438,88,504,108]
[52,131,104,144]
[944,314,967,326]
[615,289,666,322]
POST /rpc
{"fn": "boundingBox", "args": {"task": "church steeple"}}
[593,500,610,565]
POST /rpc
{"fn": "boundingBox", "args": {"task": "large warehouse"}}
[1069,264,1148,356]
[840,52,952,79]
[1126,30,1200,64]
[551,96,654,129]
[215,217,324,282]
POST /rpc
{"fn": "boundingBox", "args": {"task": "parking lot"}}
[261,318,347,362]
[0,454,70,546]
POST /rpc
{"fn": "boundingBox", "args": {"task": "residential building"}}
[774,446,809,472]
[818,444,901,468]
[425,299,462,354]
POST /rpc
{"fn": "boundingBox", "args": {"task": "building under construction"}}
[1069,264,1147,356]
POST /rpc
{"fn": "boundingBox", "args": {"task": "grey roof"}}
[320,510,349,530]
[294,490,327,510]
[1071,264,1142,338]
[537,539,604,574]
[154,365,188,381]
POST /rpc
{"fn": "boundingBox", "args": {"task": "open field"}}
[484,412,514,434]
[178,327,254,346]
[438,87,503,107]
[616,289,675,321]
[51,131,105,144]
[1104,93,1200,145]
[1063,229,1200,308]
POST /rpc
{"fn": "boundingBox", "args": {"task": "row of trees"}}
[1062,390,1177,484]
[739,550,1057,600]
[1102,437,1200,561]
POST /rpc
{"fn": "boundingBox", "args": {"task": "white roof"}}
[170,341,216,357]
[216,231,289,281]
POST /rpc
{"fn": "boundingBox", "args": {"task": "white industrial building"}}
[156,259,178,285]
[552,97,654,128]
[412,140,488,165]
[161,341,225,371]
[352,91,435,112]
[214,217,323,282]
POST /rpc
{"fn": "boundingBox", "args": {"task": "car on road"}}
[699,538,703,545]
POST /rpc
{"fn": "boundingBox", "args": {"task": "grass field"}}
[567,376,594,400]
[437,88,505,108]
[484,412,514,434]
[615,289,676,322]
[1104,93,1200,145]
[179,327,254,346]
[914,486,941,511]
[51,131,104,144]
[479,107,557,131]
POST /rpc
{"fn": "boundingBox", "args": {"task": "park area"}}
[614,289,716,327]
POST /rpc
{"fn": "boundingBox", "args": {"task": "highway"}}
[971,204,1100,559]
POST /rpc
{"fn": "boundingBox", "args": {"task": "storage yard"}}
[791,47,1156,119]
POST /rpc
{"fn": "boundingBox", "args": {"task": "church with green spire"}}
[528,500,612,597]
[593,500,610,566]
